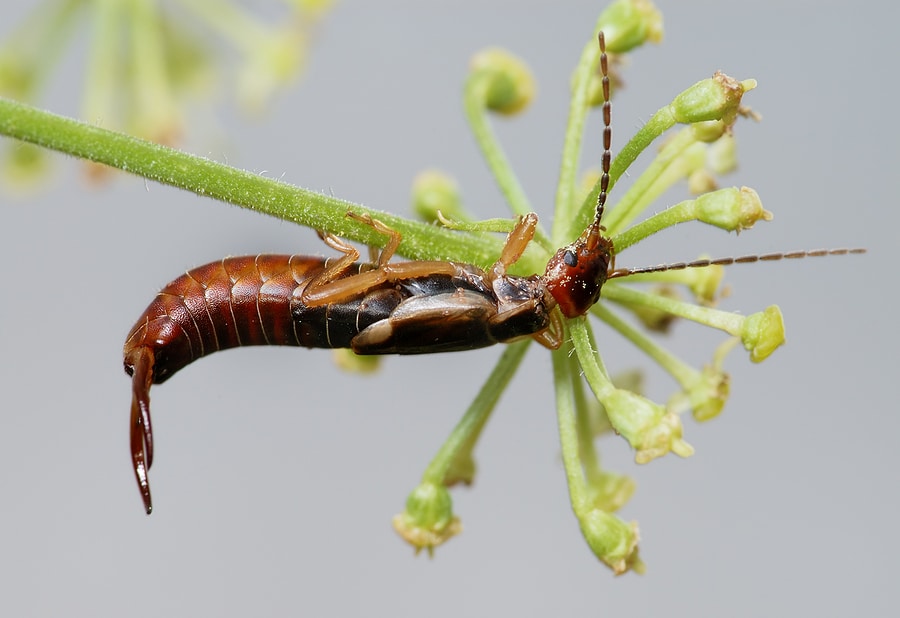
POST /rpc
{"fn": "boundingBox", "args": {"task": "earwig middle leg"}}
[489,213,538,281]
[303,213,458,307]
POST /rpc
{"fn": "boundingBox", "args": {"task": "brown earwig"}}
[124,32,864,514]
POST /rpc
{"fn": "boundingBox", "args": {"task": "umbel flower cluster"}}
[397,0,777,575]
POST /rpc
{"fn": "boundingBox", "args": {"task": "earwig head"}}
[544,222,614,318]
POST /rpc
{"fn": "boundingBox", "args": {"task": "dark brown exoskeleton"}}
[124,33,864,514]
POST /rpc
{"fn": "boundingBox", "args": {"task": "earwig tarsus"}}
[124,32,864,514]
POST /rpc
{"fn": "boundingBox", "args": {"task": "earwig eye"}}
[564,250,578,267]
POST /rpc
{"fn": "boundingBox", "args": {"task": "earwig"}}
[124,212,562,514]
[124,32,864,514]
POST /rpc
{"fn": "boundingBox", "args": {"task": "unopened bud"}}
[694,186,772,233]
[393,482,462,555]
[597,0,664,53]
[469,48,536,115]
[741,305,785,362]
[671,72,756,126]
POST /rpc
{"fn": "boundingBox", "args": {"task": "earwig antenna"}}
[606,248,867,279]
[596,31,612,225]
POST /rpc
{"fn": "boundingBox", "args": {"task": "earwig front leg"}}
[489,213,538,282]
[532,308,564,350]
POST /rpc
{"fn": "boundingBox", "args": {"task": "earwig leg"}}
[532,307,564,350]
[345,212,401,267]
[490,213,538,280]
[127,346,155,515]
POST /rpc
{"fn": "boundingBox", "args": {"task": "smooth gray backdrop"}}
[1,1,896,616]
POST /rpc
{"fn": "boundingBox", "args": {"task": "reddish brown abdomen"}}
[123,255,327,384]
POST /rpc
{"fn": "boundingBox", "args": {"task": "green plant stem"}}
[568,318,614,398]
[551,345,591,516]
[571,103,678,241]
[0,97,552,274]
[602,283,744,335]
[602,123,695,236]
[463,70,551,251]
[422,340,531,484]
[611,195,697,252]
[551,16,604,246]
[570,350,603,487]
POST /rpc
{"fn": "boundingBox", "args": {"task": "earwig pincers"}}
[124,32,864,513]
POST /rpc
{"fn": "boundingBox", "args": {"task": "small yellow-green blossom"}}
[741,305,786,362]
[392,482,462,555]
[469,48,536,115]
[411,170,465,224]
[672,72,756,126]
[707,133,739,175]
[331,349,381,374]
[578,508,644,575]
[681,263,726,305]
[597,0,664,53]
[668,340,736,422]
[602,388,694,463]
[587,470,637,513]
[237,27,307,112]
[695,186,773,232]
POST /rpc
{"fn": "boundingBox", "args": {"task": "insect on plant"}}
[123,32,864,527]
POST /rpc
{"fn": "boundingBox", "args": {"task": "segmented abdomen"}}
[123,255,329,384]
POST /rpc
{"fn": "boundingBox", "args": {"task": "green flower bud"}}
[684,262,726,305]
[0,53,31,100]
[597,0,664,53]
[238,28,306,111]
[671,72,756,126]
[578,508,644,575]
[392,482,462,555]
[686,361,732,422]
[694,186,773,232]
[688,169,718,194]
[469,48,536,115]
[690,119,727,143]
[288,0,337,15]
[602,388,694,463]
[411,170,465,224]
[741,305,785,362]
[707,133,739,175]
[2,142,49,189]
[331,348,381,374]
[588,470,637,513]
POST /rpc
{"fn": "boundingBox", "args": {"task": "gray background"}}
[1,1,896,616]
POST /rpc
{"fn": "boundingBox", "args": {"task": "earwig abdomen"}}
[124,254,331,514]
[124,255,328,385]
[124,245,558,514]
